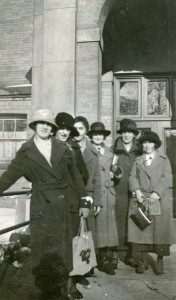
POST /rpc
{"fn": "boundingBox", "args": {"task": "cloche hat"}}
[139,130,162,148]
[29,109,58,130]
[55,112,79,137]
[117,118,138,135]
[88,122,111,137]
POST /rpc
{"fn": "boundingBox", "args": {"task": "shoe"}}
[76,277,92,289]
[154,258,164,275]
[84,268,94,277]
[124,258,138,268]
[98,256,115,275]
[71,285,83,299]
[135,263,145,274]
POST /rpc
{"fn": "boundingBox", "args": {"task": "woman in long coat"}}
[112,119,139,263]
[88,122,121,275]
[128,131,176,274]
[0,109,89,299]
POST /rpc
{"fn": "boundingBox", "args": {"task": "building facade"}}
[0,0,176,222]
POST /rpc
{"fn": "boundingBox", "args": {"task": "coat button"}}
[41,179,46,182]
[59,176,63,181]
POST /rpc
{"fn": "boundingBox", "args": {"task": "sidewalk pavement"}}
[78,247,176,300]
[0,248,175,300]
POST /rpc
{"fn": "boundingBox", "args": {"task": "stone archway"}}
[75,0,117,126]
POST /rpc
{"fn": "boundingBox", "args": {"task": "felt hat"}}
[55,112,79,136]
[117,118,138,135]
[88,122,111,137]
[139,130,162,148]
[29,109,58,130]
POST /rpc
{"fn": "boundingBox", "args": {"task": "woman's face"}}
[121,131,135,144]
[74,122,87,142]
[35,122,53,139]
[92,133,104,145]
[56,127,70,142]
[143,141,156,154]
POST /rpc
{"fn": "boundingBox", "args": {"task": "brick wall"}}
[0,0,34,88]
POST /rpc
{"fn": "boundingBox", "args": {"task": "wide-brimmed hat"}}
[55,112,79,137]
[139,130,162,148]
[29,109,58,130]
[117,118,138,135]
[88,122,111,137]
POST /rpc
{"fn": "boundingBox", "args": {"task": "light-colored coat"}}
[95,144,119,248]
[128,151,176,245]
[82,138,102,245]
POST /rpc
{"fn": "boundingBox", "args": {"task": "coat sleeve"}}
[68,150,91,209]
[129,160,141,193]
[152,157,172,198]
[92,158,102,207]
[0,149,25,194]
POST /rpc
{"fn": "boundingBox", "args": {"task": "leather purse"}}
[130,204,152,231]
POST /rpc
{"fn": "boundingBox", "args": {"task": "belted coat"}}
[94,144,119,248]
[0,137,88,272]
[128,152,176,246]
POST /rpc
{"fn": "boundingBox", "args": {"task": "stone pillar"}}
[76,28,103,124]
[32,0,77,115]
[101,71,114,146]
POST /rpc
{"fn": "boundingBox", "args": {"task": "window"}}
[115,75,171,119]
[0,115,27,160]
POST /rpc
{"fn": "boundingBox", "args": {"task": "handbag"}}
[130,203,152,231]
[69,217,97,276]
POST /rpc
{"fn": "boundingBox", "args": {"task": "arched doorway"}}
[102,0,176,217]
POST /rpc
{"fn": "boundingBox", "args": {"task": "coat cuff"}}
[114,166,123,179]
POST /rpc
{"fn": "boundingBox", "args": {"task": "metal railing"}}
[0,189,31,236]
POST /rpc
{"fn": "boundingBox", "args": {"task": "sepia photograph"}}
[0,0,175,299]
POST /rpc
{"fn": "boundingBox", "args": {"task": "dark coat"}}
[95,144,119,248]
[112,137,139,249]
[128,152,176,245]
[68,139,89,185]
[0,137,87,272]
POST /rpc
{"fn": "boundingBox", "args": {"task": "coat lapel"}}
[50,138,67,170]
[23,137,67,178]
[83,139,98,165]
[137,154,151,177]
[99,144,112,168]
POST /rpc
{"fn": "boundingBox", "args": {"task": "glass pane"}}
[119,81,139,115]
[147,81,168,115]
[16,119,27,132]
[0,120,3,131]
[4,120,15,132]
[0,141,4,158]
[4,141,16,158]
[0,120,4,138]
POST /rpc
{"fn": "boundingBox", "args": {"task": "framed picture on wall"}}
[144,78,170,117]
[115,78,141,117]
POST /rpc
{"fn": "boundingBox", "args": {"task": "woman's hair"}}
[74,116,89,132]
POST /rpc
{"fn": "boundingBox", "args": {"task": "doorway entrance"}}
[114,73,176,217]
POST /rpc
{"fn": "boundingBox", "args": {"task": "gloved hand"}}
[135,189,145,203]
[85,196,93,204]
[149,192,160,203]
[79,208,90,218]
[93,206,101,216]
